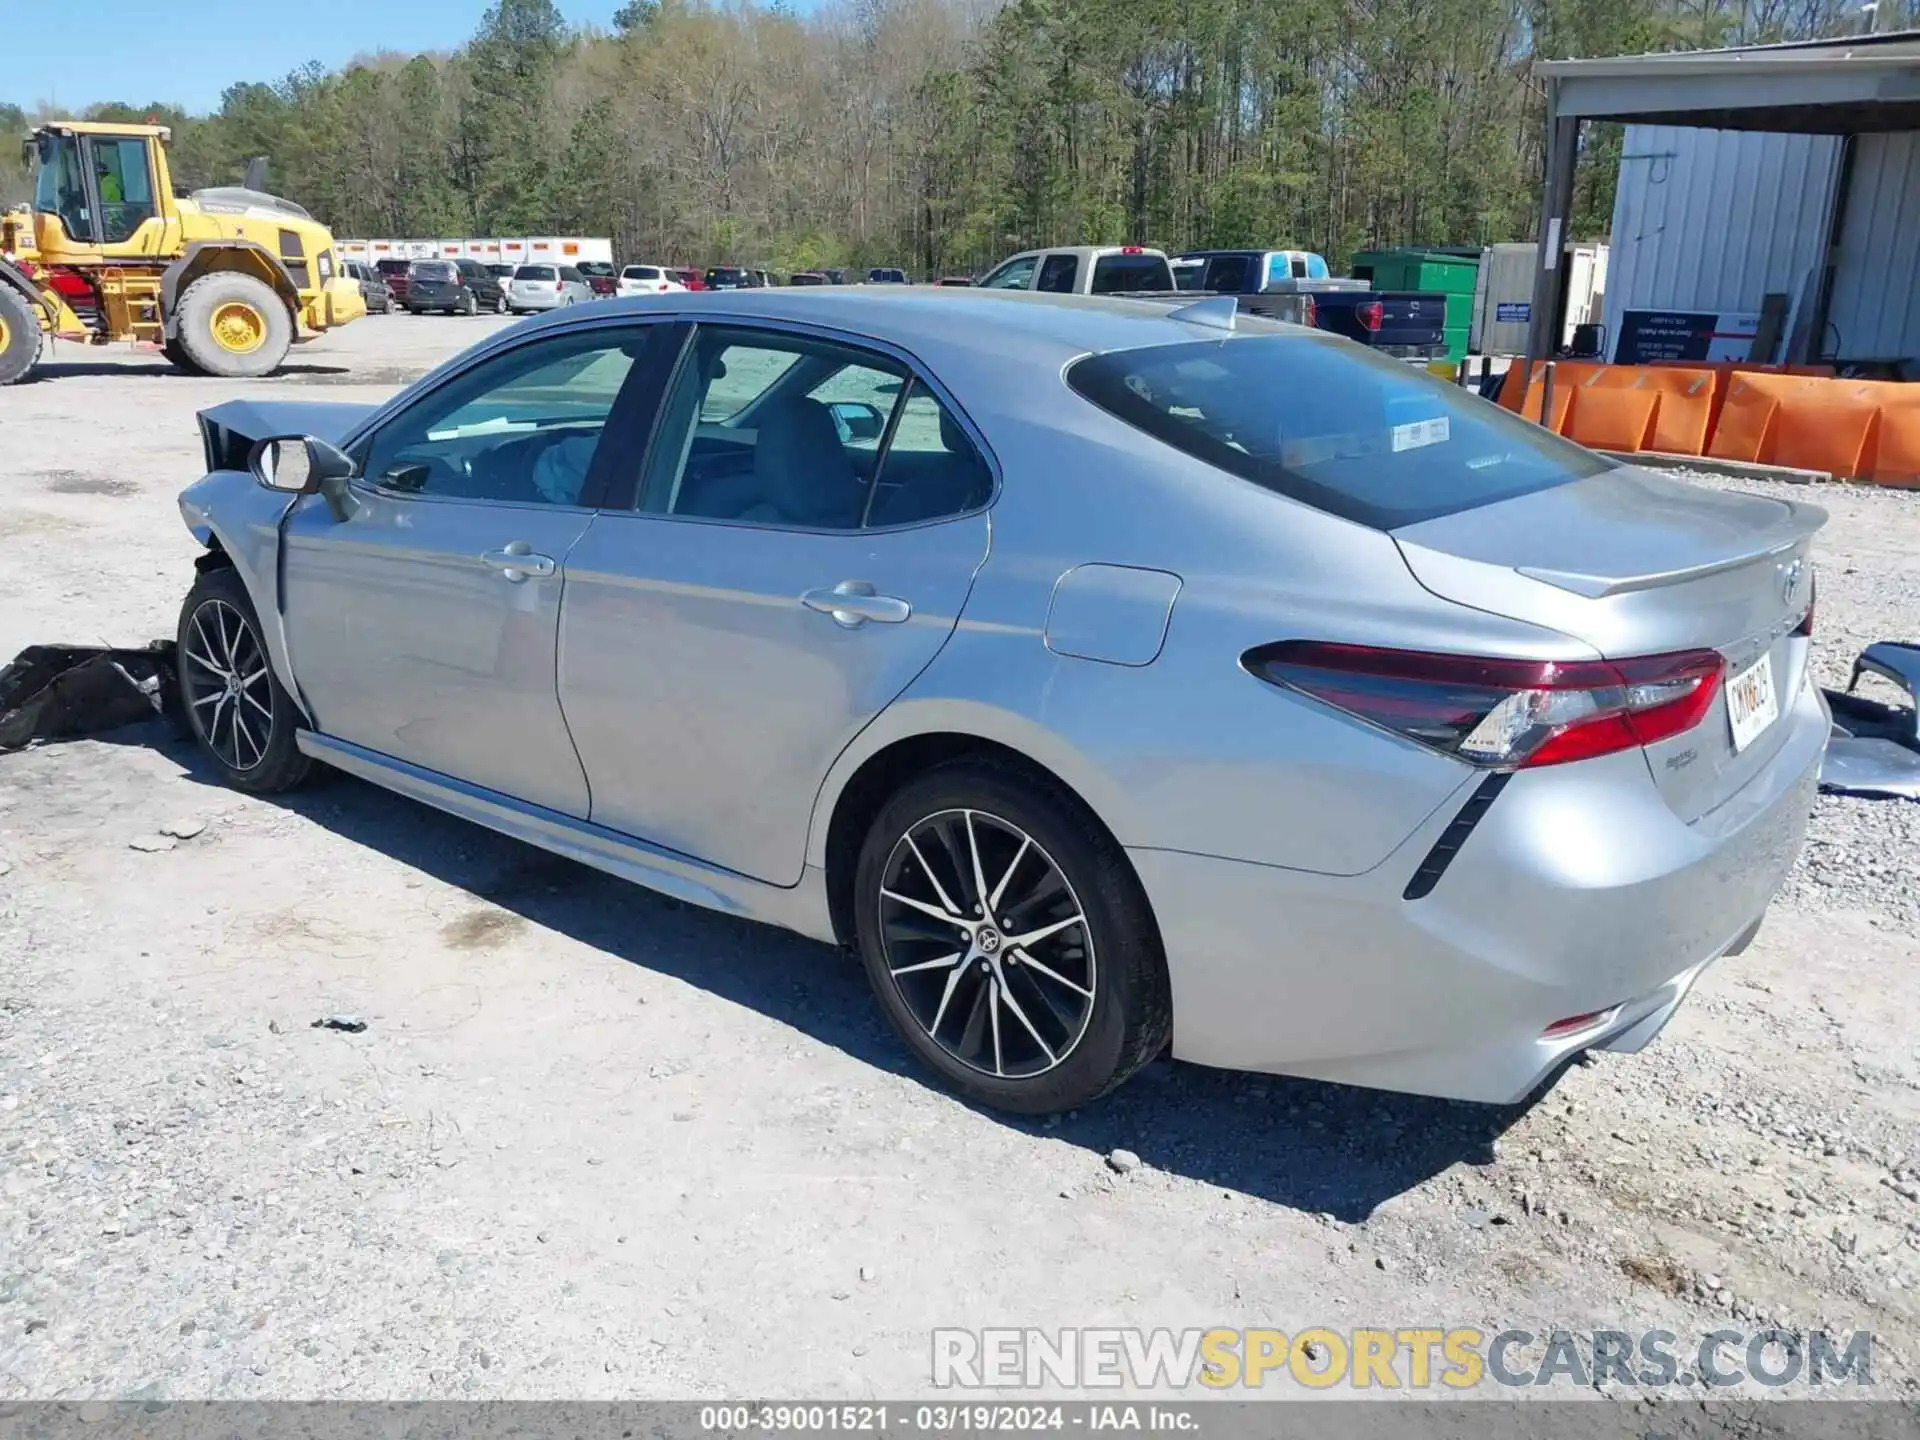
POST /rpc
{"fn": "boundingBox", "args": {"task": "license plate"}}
[1726,651,1779,753]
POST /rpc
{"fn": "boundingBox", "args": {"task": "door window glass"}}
[92,138,156,243]
[35,132,93,242]
[358,329,649,506]
[1035,254,1079,292]
[977,255,1037,290]
[638,326,990,531]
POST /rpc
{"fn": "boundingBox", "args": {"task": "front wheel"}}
[495,293,509,314]
[172,272,292,378]
[853,762,1171,1114]
[0,281,46,386]
[461,290,479,316]
[176,567,312,794]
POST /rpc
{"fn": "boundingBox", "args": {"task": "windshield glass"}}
[1066,336,1608,529]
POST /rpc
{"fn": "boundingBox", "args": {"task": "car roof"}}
[498,286,1308,369]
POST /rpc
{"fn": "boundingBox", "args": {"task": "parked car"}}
[673,267,706,291]
[976,246,1175,295]
[174,290,1825,1116]
[507,263,594,312]
[750,269,777,288]
[1265,276,1449,361]
[374,257,413,306]
[704,266,757,290]
[866,267,909,284]
[486,263,518,286]
[824,268,848,284]
[577,261,620,298]
[934,275,973,287]
[618,264,687,297]
[343,260,393,314]
[402,258,507,315]
[789,271,830,286]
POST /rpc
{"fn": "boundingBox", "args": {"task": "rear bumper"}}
[510,292,567,310]
[1130,666,1827,1104]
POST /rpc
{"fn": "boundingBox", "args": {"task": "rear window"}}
[409,260,456,281]
[375,259,409,276]
[515,265,556,281]
[623,266,661,279]
[1065,336,1608,529]
[1090,253,1174,293]
[707,268,746,283]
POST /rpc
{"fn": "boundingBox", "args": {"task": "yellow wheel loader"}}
[0,123,365,386]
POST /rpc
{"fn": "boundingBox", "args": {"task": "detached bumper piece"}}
[0,642,177,751]
[1821,641,1920,800]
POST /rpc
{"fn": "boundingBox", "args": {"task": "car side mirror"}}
[828,401,886,443]
[248,434,358,521]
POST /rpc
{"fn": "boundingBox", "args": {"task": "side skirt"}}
[297,731,839,944]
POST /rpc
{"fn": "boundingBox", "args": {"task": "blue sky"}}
[8,0,634,115]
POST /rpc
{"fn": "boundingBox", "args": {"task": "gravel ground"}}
[0,326,1918,1402]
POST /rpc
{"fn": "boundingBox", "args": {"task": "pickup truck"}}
[1172,249,1446,360]
[976,246,1177,294]
[976,245,1315,326]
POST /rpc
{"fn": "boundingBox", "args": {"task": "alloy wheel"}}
[181,598,275,771]
[877,808,1096,1079]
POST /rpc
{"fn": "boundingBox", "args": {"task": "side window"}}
[559,267,583,285]
[978,255,1037,290]
[864,384,994,527]
[93,137,156,244]
[638,327,909,530]
[358,328,649,507]
[637,326,991,531]
[1205,256,1250,293]
[1036,254,1079,293]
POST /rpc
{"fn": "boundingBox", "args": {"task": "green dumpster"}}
[1350,248,1480,364]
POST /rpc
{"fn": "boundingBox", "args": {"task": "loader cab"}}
[27,125,175,258]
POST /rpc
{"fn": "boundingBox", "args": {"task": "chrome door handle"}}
[800,580,912,628]
[481,542,556,582]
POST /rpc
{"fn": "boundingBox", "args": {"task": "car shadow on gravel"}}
[136,722,1528,1222]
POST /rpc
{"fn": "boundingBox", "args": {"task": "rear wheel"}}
[461,290,479,316]
[162,339,207,375]
[173,272,292,378]
[495,292,509,314]
[176,567,311,793]
[0,283,45,386]
[853,761,1171,1114]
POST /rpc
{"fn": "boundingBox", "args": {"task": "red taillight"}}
[1244,642,1725,770]
[1356,299,1384,331]
[1121,245,1143,254]
[1541,1007,1620,1041]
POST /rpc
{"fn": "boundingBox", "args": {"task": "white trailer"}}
[1471,241,1609,356]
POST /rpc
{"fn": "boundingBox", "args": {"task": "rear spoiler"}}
[1517,498,1827,598]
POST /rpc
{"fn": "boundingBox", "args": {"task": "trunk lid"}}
[1394,465,1823,822]
[1373,292,1447,348]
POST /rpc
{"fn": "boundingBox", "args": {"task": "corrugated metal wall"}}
[1605,125,1841,356]
[1826,131,1920,364]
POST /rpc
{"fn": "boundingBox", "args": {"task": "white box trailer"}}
[523,236,614,267]
[1471,241,1609,356]
[336,240,370,265]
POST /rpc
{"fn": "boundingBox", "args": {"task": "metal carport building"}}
[1528,32,1920,370]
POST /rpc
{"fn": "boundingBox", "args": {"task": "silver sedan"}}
[173,290,1827,1114]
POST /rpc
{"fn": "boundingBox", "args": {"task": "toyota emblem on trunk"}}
[1780,558,1806,608]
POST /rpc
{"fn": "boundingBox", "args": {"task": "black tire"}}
[172,271,293,378]
[495,293,509,314]
[0,282,44,386]
[853,761,1171,1114]
[176,567,312,794]
[162,338,207,375]
[461,290,478,316]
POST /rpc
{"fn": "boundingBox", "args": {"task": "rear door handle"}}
[482,542,556,582]
[801,580,912,628]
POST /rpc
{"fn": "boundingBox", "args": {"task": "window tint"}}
[515,265,555,281]
[376,259,409,276]
[358,330,648,507]
[624,266,661,280]
[637,327,990,530]
[978,256,1037,290]
[559,267,584,282]
[1066,336,1607,529]
[1090,252,1173,293]
[1035,255,1078,293]
[1202,256,1250,293]
[410,260,456,281]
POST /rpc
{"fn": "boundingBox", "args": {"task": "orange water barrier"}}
[1493,360,1915,485]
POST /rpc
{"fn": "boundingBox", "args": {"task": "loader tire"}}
[0,283,44,386]
[163,340,207,376]
[173,272,293,379]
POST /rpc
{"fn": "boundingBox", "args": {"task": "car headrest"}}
[753,398,863,528]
